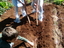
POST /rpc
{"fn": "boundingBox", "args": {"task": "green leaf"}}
[0,2,6,7]
[26,0,31,3]
[4,6,9,9]
[0,6,6,15]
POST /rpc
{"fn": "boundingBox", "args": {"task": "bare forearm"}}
[17,35,34,46]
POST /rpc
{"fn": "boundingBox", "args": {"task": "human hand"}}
[9,42,14,48]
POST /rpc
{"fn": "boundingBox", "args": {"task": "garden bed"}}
[0,4,64,48]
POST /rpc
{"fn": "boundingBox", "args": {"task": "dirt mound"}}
[0,4,64,48]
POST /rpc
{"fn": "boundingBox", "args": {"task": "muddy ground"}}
[0,3,64,48]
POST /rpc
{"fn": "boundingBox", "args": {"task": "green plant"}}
[53,0,64,5]
[26,0,31,3]
[44,0,54,3]
[0,7,6,15]
[0,2,13,9]
[0,1,13,15]
[0,0,7,2]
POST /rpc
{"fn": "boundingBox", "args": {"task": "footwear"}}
[14,18,21,23]
[32,9,39,13]
[38,13,43,22]
[32,9,36,13]
[16,20,21,23]
[15,15,20,18]
[22,10,27,17]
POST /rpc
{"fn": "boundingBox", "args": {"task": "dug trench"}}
[0,4,64,48]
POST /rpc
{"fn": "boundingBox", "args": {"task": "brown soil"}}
[0,3,64,48]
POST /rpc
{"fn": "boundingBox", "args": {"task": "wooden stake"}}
[35,1,38,25]
[36,9,38,25]
[24,0,30,24]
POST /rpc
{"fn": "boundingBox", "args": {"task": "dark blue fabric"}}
[0,38,10,48]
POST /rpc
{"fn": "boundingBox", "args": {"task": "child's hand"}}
[34,3,37,9]
[9,42,14,48]
[34,3,37,6]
